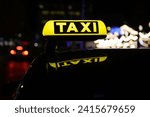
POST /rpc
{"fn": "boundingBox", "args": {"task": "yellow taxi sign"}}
[42,20,107,37]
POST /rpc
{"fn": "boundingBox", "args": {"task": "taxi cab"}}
[14,20,150,100]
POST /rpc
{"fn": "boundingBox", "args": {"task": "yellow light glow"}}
[22,50,29,56]
[10,50,16,55]
[16,46,23,51]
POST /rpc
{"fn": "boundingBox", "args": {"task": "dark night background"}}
[0,0,149,99]
[0,0,149,39]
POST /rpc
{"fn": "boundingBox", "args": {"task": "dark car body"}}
[14,43,150,100]
[13,20,150,100]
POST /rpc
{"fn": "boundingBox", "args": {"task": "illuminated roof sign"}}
[42,20,107,38]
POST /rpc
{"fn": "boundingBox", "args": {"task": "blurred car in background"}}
[10,45,29,56]
[9,40,33,61]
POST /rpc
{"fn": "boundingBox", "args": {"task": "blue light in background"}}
[110,26,122,35]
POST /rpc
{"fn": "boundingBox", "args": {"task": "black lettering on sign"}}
[54,21,99,34]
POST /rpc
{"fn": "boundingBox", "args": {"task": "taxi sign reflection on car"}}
[42,20,107,38]
[42,20,108,70]
[48,56,107,70]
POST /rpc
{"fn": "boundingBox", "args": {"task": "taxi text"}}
[48,56,107,69]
